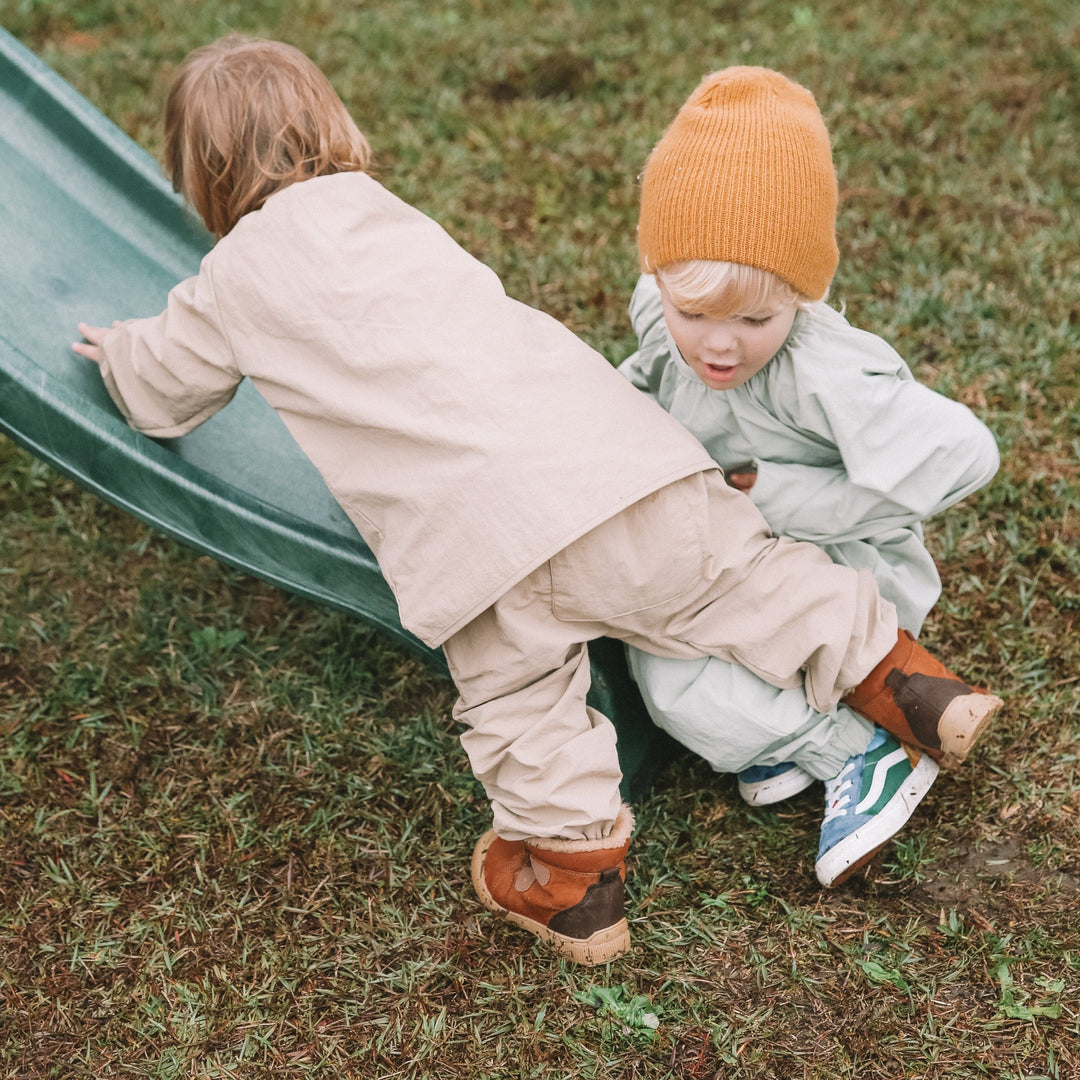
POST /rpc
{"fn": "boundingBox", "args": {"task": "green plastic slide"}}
[0,29,675,799]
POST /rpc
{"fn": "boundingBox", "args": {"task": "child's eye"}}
[676,308,705,321]
[741,314,773,327]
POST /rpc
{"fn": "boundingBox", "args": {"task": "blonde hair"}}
[164,36,372,238]
[656,260,810,320]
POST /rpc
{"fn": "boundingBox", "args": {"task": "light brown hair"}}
[164,36,372,238]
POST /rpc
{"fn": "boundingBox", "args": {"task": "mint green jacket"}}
[618,274,999,633]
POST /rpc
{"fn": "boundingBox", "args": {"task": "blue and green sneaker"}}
[815,727,939,887]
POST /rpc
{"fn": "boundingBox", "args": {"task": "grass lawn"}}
[2,0,1079,1076]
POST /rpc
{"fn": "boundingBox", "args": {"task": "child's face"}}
[659,284,798,391]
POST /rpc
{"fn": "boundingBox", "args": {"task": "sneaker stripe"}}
[854,746,909,815]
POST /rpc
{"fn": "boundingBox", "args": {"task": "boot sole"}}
[470,830,631,966]
[937,692,1003,768]
[816,753,940,887]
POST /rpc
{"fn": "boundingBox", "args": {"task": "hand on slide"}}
[72,321,119,364]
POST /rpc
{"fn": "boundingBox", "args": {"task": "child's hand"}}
[72,321,118,364]
[726,461,758,493]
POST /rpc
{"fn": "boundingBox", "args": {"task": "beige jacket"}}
[98,172,713,645]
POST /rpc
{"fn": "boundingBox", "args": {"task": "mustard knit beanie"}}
[638,66,839,300]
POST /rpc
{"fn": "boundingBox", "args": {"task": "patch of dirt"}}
[911,837,1080,917]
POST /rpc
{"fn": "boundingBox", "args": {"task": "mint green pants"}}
[626,647,873,781]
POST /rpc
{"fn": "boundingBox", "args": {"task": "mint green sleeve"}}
[617,274,671,401]
[749,329,999,542]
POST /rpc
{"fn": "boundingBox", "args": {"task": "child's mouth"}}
[705,362,737,378]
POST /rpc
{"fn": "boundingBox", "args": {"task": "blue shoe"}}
[815,728,939,887]
[737,762,815,806]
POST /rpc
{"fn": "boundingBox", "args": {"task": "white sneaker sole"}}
[739,767,816,806]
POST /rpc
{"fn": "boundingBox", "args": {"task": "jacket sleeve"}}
[751,362,1000,543]
[97,263,242,439]
[617,274,672,400]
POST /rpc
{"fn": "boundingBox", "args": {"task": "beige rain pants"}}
[443,469,897,841]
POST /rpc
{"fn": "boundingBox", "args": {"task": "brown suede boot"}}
[843,629,1003,769]
[471,805,633,965]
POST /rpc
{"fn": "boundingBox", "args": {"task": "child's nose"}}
[705,322,737,351]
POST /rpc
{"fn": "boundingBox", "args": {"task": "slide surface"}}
[0,29,674,798]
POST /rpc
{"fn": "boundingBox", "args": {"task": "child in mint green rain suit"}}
[621,66,999,887]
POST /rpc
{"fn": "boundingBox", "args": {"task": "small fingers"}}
[71,339,102,364]
[77,322,111,342]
